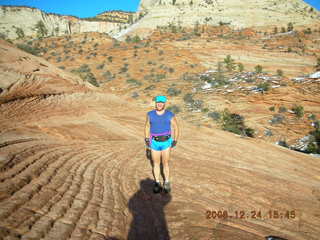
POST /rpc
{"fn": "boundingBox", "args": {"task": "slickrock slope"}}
[1,41,320,240]
[0,39,96,104]
[119,0,320,38]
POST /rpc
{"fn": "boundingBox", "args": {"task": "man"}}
[145,95,179,193]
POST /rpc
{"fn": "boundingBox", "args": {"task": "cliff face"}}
[135,0,320,30]
[0,6,122,39]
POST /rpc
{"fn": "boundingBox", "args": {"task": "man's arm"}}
[171,116,179,141]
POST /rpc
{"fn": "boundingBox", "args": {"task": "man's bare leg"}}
[151,149,161,182]
[161,147,171,182]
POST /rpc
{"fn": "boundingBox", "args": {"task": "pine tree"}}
[287,22,294,32]
[224,55,236,72]
[35,20,48,38]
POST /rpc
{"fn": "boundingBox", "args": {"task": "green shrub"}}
[127,78,142,86]
[278,106,287,113]
[181,72,198,82]
[212,62,228,86]
[132,92,139,98]
[16,44,40,56]
[156,74,166,81]
[35,20,48,38]
[0,32,7,40]
[15,27,25,39]
[269,106,275,111]
[113,40,120,48]
[273,27,278,34]
[125,35,132,43]
[245,128,255,137]
[257,82,270,91]
[201,108,209,113]
[78,64,90,73]
[188,100,203,111]
[132,35,141,43]
[255,65,263,73]
[167,87,181,96]
[270,114,285,125]
[278,140,289,148]
[102,71,114,82]
[308,114,316,121]
[107,56,113,62]
[224,55,236,72]
[144,85,156,91]
[96,63,105,70]
[220,109,254,137]
[276,69,283,76]
[208,111,221,121]
[238,63,244,72]
[315,57,320,70]
[183,93,194,103]
[303,28,312,34]
[265,129,273,136]
[292,105,304,118]
[167,105,181,114]
[168,67,175,73]
[85,72,99,87]
[71,64,99,87]
[119,64,129,73]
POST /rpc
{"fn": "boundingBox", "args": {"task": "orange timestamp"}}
[206,210,296,220]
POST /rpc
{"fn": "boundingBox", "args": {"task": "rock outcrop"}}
[0,6,124,39]
[96,10,135,24]
[131,0,320,35]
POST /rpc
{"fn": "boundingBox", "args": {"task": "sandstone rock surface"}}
[1,40,320,240]
[119,0,320,38]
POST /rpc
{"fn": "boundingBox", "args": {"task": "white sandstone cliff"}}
[0,6,123,39]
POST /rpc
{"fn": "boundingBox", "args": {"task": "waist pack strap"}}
[149,131,171,145]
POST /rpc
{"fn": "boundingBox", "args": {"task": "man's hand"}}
[171,140,177,148]
[145,138,150,147]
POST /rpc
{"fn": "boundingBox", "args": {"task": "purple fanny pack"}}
[149,131,171,143]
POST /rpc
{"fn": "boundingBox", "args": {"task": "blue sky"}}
[0,0,319,18]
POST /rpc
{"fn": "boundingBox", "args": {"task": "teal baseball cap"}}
[155,95,167,103]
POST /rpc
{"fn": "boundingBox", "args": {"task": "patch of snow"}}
[201,82,212,90]
[292,77,305,82]
[309,71,320,79]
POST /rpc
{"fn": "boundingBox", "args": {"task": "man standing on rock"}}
[145,95,179,194]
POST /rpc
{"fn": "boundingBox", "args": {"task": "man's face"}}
[156,101,165,111]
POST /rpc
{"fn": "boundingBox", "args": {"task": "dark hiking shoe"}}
[153,182,162,194]
[266,237,288,240]
[163,181,171,193]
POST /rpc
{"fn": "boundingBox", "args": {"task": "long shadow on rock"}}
[127,178,171,240]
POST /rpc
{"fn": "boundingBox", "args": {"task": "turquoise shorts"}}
[151,137,173,151]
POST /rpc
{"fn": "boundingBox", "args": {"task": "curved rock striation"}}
[1,41,320,240]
